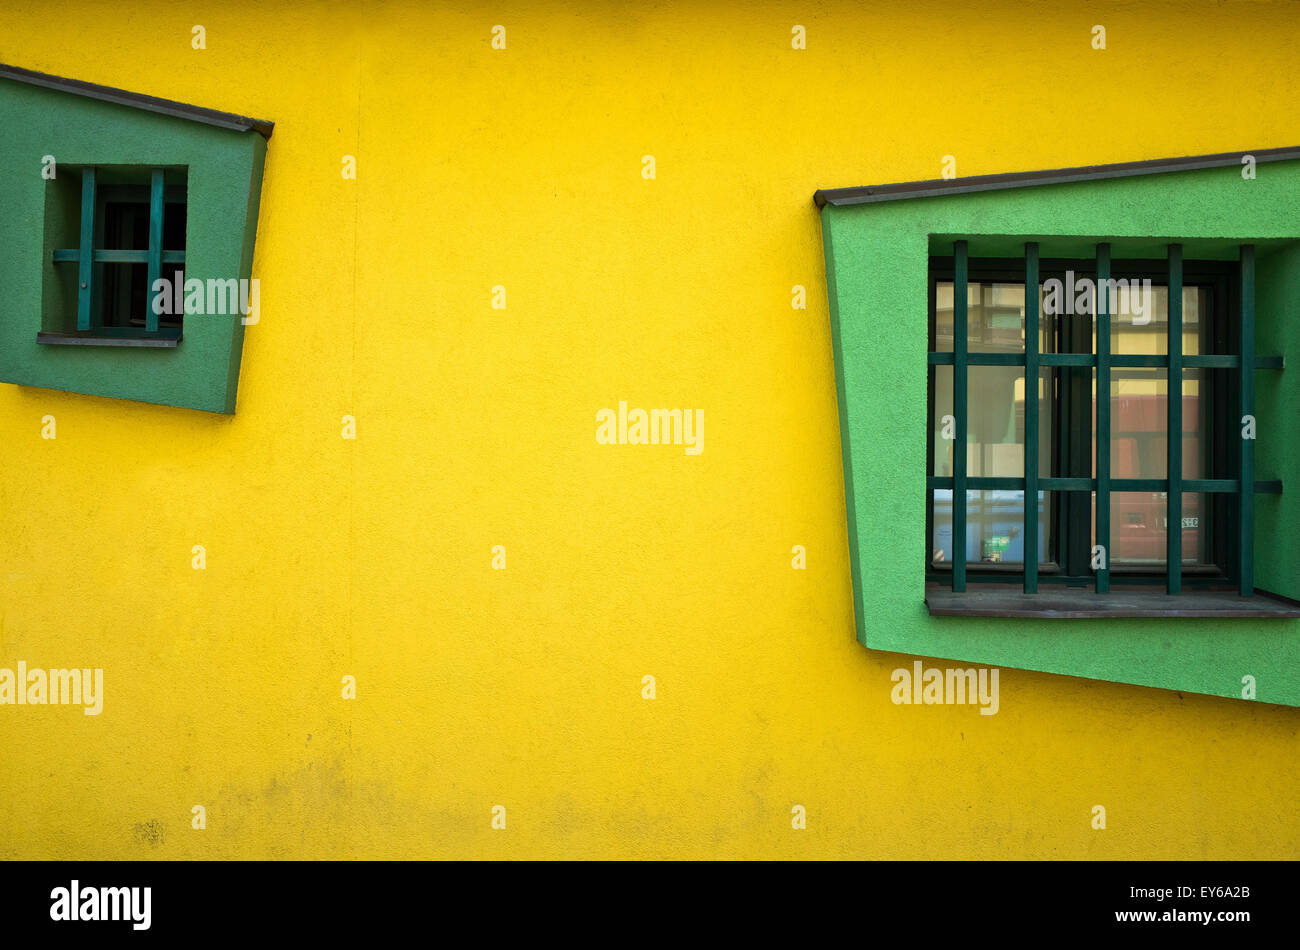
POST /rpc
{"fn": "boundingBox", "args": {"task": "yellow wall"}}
[2,0,1298,859]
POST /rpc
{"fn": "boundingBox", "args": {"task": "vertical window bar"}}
[76,167,96,331]
[1167,244,1183,594]
[1239,244,1256,596]
[953,240,968,592]
[146,168,165,333]
[1023,242,1039,593]
[1095,243,1111,593]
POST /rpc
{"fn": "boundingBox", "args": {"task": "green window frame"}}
[815,148,1300,704]
[43,166,187,345]
[926,243,1283,597]
[0,64,271,412]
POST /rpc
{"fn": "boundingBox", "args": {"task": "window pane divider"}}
[1167,244,1183,594]
[146,168,165,333]
[1096,243,1111,593]
[1024,242,1040,593]
[952,240,968,592]
[76,167,95,331]
[1239,244,1256,595]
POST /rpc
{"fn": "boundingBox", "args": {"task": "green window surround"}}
[0,64,271,412]
[816,148,1300,705]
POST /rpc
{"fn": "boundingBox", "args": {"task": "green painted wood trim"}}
[1240,244,1256,595]
[1024,242,1040,593]
[952,240,968,592]
[76,167,94,330]
[1096,243,1111,593]
[0,78,270,412]
[1167,243,1183,594]
[1111,354,1169,367]
[54,249,185,264]
[1041,353,1096,367]
[146,168,164,333]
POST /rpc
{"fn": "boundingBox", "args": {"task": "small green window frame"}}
[42,165,187,347]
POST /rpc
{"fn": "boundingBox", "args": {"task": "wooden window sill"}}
[37,332,179,348]
[926,586,1300,619]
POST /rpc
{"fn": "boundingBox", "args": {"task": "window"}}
[816,147,1300,702]
[925,240,1275,596]
[0,63,271,412]
[41,166,187,346]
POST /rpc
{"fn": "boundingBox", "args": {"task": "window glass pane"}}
[1110,368,1168,479]
[934,281,1026,353]
[1110,285,1204,355]
[1181,368,1209,480]
[1107,492,1212,567]
[968,367,1024,477]
[931,490,1051,566]
[928,367,1053,478]
[931,365,952,475]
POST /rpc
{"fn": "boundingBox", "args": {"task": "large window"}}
[926,241,1271,595]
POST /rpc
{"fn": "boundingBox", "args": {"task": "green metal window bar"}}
[50,167,185,336]
[929,240,1282,596]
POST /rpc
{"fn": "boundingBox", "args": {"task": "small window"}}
[1,66,271,412]
[40,166,187,346]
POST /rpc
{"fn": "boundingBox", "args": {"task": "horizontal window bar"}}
[1183,479,1237,493]
[967,353,1024,366]
[1111,478,1166,492]
[928,476,1281,494]
[1040,353,1095,367]
[1041,477,1093,491]
[54,249,185,264]
[1110,354,1168,368]
[931,353,1284,368]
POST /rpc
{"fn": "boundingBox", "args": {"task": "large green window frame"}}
[928,240,1283,597]
[816,148,1300,703]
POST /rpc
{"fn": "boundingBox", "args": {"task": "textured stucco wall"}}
[1,0,1297,859]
